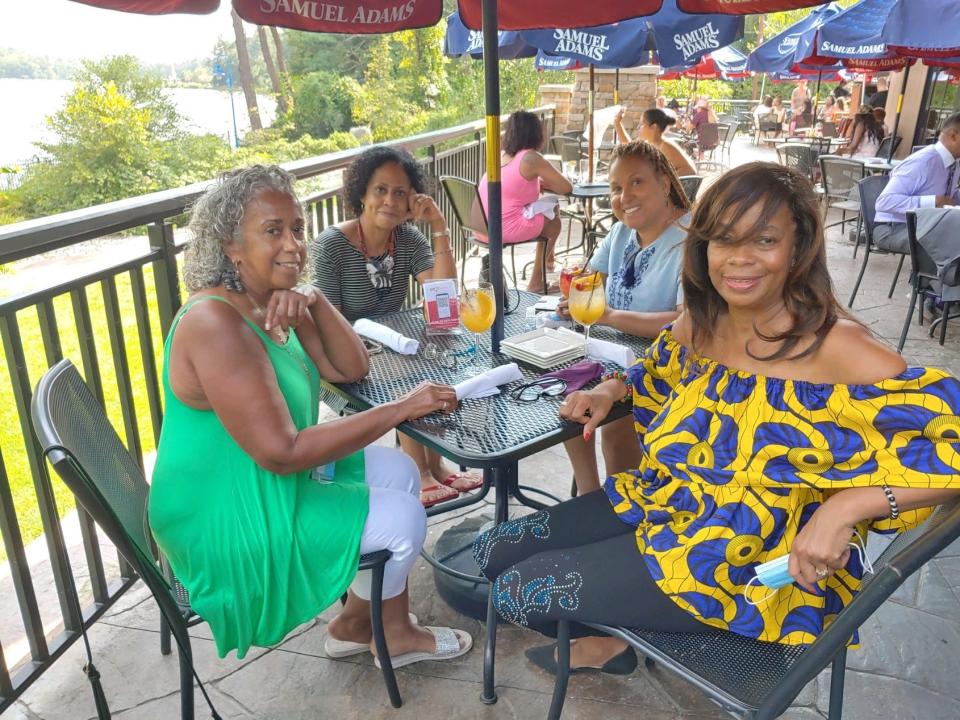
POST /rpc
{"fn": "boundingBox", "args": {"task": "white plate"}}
[502,327,585,360]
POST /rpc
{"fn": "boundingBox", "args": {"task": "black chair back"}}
[821,121,837,137]
[548,135,580,164]
[906,211,940,289]
[820,156,866,202]
[698,122,720,151]
[776,143,817,183]
[876,135,902,158]
[678,175,704,202]
[856,174,890,240]
[440,176,489,238]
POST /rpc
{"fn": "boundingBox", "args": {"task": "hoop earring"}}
[222,258,245,293]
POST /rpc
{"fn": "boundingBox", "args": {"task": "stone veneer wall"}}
[536,84,574,133]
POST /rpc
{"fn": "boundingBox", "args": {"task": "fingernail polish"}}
[583,430,591,441]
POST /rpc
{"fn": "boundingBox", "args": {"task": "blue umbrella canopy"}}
[443,11,535,60]
[648,0,744,68]
[880,0,960,58]
[746,2,842,73]
[522,19,653,69]
[814,0,892,63]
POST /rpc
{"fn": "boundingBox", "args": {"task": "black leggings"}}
[473,490,716,639]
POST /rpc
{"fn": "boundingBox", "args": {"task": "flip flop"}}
[440,471,484,493]
[373,626,473,669]
[525,643,637,676]
[324,613,418,659]
[420,482,458,508]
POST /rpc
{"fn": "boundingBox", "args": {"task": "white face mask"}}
[743,529,874,607]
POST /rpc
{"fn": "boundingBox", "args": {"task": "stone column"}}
[536,84,574,134]
[566,66,660,140]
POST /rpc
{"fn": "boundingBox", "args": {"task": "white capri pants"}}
[350,445,427,600]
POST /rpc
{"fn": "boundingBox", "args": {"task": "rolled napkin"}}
[454,363,523,400]
[353,318,419,355]
[586,336,636,368]
[522,195,561,220]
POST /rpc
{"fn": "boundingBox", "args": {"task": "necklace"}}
[246,294,312,380]
[356,220,396,293]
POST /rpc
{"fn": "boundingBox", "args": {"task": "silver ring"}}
[815,567,829,578]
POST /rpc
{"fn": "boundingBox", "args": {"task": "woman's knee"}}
[543,215,562,240]
[364,445,420,495]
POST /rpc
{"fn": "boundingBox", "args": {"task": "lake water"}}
[0,77,277,168]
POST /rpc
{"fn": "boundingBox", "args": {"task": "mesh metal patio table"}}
[323,291,651,704]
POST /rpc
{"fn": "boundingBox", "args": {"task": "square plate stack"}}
[500,327,585,369]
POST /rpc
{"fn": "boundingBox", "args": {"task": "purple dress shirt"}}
[875,142,960,224]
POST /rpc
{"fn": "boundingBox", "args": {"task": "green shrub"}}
[288,71,360,139]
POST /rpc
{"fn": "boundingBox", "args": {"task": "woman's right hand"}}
[560,389,614,441]
[397,381,459,421]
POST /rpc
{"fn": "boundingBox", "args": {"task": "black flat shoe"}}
[525,643,638,676]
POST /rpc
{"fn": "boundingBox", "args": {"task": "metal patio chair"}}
[848,175,905,309]
[31,359,402,719]
[776,143,817,184]
[819,155,865,235]
[547,497,960,720]
[440,175,549,292]
[679,175,705,203]
[900,209,960,350]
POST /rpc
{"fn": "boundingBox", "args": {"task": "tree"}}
[269,27,294,111]
[231,9,262,131]
[258,26,288,115]
[289,71,358,138]
[284,32,376,80]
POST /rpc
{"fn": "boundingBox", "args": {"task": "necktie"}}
[947,161,957,196]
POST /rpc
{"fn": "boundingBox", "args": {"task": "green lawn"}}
[1,264,166,562]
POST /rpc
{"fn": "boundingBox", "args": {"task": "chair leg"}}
[178,640,196,720]
[898,284,919,352]
[547,621,571,720]
[370,560,402,708]
[852,215,863,258]
[827,647,847,720]
[510,246,520,285]
[888,254,906,298]
[539,239,548,294]
[940,302,952,346]
[161,614,172,656]
[848,243,872,308]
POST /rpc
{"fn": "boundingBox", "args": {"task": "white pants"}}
[351,445,427,600]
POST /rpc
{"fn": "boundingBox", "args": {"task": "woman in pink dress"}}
[478,110,573,293]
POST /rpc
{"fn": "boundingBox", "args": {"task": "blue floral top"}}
[605,327,960,645]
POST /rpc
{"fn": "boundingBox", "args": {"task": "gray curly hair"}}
[182,164,301,292]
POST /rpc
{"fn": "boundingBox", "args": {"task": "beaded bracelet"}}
[881,484,900,520]
[431,229,450,239]
[601,370,633,402]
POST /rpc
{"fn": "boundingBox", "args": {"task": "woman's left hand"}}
[265,285,318,333]
[408,193,444,225]
[788,497,856,592]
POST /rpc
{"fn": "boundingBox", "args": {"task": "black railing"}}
[0,105,554,711]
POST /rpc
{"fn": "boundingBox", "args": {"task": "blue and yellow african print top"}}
[604,327,960,646]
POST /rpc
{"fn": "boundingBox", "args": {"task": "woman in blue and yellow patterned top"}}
[473,162,960,676]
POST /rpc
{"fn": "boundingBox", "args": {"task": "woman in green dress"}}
[149,165,471,666]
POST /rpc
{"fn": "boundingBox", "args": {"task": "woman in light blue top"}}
[560,140,692,494]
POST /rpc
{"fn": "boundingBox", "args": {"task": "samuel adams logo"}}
[552,29,611,62]
[777,34,801,55]
[258,0,417,24]
[673,22,721,62]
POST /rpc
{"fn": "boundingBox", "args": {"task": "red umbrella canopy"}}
[674,0,829,12]
[71,0,218,12]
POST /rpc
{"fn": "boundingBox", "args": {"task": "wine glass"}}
[559,255,585,299]
[567,272,605,354]
[459,281,496,378]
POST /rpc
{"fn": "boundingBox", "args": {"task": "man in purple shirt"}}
[874,112,960,253]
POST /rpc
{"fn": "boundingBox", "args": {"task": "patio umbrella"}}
[443,11,535,60]
[660,45,750,82]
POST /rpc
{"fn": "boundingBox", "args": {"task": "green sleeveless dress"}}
[148,296,369,658]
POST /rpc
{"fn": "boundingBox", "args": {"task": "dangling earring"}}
[222,257,245,293]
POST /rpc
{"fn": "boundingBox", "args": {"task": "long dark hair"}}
[682,162,840,362]
[503,110,545,155]
[642,108,677,133]
[854,105,885,144]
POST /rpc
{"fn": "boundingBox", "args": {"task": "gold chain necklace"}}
[246,294,312,380]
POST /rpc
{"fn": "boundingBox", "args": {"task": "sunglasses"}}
[422,342,475,368]
[510,377,567,402]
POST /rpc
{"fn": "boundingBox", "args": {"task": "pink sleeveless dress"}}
[477,149,546,244]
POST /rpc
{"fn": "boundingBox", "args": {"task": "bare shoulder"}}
[669,311,693,347]
[173,294,261,358]
[817,318,907,383]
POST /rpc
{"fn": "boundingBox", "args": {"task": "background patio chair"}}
[901,209,960,349]
[717,122,738,164]
[820,121,837,138]
[679,175,705,203]
[547,497,960,720]
[848,175,905,308]
[696,122,721,160]
[440,175,549,292]
[31,359,403,719]
[819,155,865,234]
[776,143,817,184]
[875,135,902,159]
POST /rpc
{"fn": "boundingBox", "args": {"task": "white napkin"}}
[522,194,561,220]
[454,363,523,400]
[586,337,635,368]
[353,318,419,355]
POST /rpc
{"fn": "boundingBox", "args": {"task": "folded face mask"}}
[537,359,604,396]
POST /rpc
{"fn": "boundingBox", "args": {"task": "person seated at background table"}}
[755,95,780,138]
[817,95,838,123]
[837,105,884,160]
[558,141,690,495]
[310,146,483,508]
[150,164,472,668]
[874,111,960,253]
[873,106,888,135]
[656,94,677,120]
[613,108,696,176]
[771,96,787,130]
[478,110,573,292]
[473,161,960,676]
[790,98,813,134]
[833,78,851,101]
[685,97,718,159]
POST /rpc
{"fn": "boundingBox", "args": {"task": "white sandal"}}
[373,626,472,669]
[324,613,418,659]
